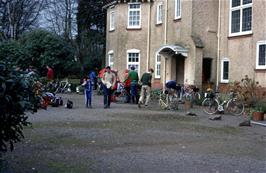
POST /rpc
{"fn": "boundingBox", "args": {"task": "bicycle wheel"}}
[227,100,244,115]
[169,97,179,110]
[194,92,201,100]
[159,99,168,110]
[202,98,219,115]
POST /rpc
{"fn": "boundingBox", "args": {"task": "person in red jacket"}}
[46,65,54,81]
[123,69,131,103]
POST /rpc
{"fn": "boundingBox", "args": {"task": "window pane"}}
[243,0,252,5]
[231,10,240,33]
[176,0,181,17]
[259,45,266,66]
[156,64,160,76]
[232,0,240,7]
[242,7,252,31]
[157,54,161,62]
[223,61,229,80]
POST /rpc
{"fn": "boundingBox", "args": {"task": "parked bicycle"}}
[55,79,71,94]
[159,90,179,110]
[113,82,129,103]
[182,85,201,102]
[202,90,244,115]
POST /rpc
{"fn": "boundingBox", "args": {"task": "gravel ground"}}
[1,93,266,173]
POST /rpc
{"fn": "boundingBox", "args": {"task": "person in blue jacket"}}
[82,76,93,108]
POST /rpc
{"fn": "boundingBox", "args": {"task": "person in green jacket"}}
[138,68,154,108]
[127,66,139,104]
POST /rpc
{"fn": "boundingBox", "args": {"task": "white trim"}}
[156,3,163,24]
[229,0,252,37]
[127,3,141,29]
[127,49,140,53]
[108,50,114,54]
[221,58,229,83]
[109,11,115,31]
[174,0,181,20]
[127,49,140,75]
[158,44,188,57]
[256,40,266,69]
[155,52,161,79]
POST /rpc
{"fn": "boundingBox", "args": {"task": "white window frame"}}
[256,40,266,69]
[156,3,163,24]
[175,0,181,20]
[108,50,114,69]
[229,0,252,37]
[127,3,141,29]
[155,52,161,79]
[109,11,115,31]
[221,58,229,83]
[127,49,140,74]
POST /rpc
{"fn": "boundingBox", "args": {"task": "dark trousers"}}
[85,90,92,107]
[125,86,131,103]
[103,85,111,106]
[130,83,138,103]
[93,78,98,90]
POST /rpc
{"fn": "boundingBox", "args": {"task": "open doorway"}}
[202,58,212,83]
[175,54,185,84]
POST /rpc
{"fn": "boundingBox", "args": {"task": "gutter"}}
[216,0,221,91]
[146,3,151,71]
[163,0,168,89]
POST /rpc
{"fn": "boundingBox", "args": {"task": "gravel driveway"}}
[1,93,266,173]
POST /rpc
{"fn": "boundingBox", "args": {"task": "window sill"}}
[254,68,266,72]
[156,22,163,26]
[154,77,161,80]
[228,31,253,38]
[174,17,181,21]
[220,80,229,84]
[127,27,142,30]
[109,29,115,32]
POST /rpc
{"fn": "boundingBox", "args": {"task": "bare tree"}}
[41,0,77,41]
[0,0,44,40]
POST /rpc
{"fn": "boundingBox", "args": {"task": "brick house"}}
[103,0,266,89]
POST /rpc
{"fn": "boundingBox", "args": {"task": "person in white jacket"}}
[101,66,116,108]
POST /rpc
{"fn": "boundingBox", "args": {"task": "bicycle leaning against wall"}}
[202,89,245,115]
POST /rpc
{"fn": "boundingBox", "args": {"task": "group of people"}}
[82,66,154,109]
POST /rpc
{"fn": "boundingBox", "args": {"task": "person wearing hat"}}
[101,66,116,108]
[138,68,154,108]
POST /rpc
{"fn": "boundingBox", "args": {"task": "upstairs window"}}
[128,3,141,29]
[156,3,163,24]
[230,0,252,36]
[175,0,181,19]
[109,11,115,31]
[221,58,229,83]
[256,41,266,69]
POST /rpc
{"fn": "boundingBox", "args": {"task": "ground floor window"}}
[256,40,266,69]
[155,53,161,78]
[127,49,140,74]
[221,58,229,83]
[108,50,114,69]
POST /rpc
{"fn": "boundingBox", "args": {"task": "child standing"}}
[82,76,93,108]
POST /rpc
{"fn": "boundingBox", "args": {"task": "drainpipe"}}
[146,2,151,71]
[163,0,168,89]
[216,0,221,91]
